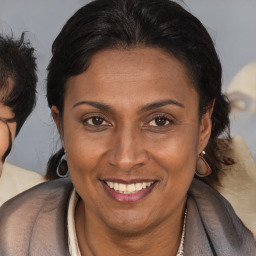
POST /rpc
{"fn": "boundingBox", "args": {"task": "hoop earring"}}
[56,154,69,178]
[195,150,212,177]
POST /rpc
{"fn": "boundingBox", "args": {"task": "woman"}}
[0,34,44,206]
[0,0,255,255]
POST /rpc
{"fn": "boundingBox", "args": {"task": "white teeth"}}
[119,184,126,192]
[127,184,135,192]
[106,181,154,193]
[106,181,114,188]
[135,183,142,191]
[114,183,119,191]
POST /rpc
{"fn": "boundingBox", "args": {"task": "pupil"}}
[155,117,166,126]
[92,117,103,125]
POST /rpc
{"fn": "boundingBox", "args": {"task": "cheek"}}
[65,130,107,166]
[149,132,198,206]
[63,126,109,193]
[146,125,199,201]
[8,122,17,142]
[0,126,9,160]
[148,126,199,171]
[65,138,102,206]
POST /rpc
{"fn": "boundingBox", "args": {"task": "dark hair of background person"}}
[46,0,232,185]
[0,33,37,137]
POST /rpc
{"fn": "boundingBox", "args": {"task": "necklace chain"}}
[176,209,187,256]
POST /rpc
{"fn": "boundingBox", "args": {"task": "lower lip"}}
[101,182,157,203]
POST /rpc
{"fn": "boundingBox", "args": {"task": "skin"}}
[0,103,16,175]
[52,47,212,256]
[0,80,17,175]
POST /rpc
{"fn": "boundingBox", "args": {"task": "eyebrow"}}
[72,99,184,113]
[139,99,184,113]
[72,101,114,112]
[0,117,16,123]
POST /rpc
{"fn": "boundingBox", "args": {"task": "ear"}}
[51,106,64,140]
[197,100,215,154]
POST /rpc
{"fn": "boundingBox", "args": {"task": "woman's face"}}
[53,47,212,234]
[0,102,16,174]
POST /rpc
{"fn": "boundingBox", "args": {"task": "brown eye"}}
[91,116,104,125]
[149,116,171,127]
[83,116,110,127]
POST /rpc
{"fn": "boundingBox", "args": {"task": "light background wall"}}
[1,0,256,174]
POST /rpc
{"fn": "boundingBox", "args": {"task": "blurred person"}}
[227,62,256,160]
[211,63,256,237]
[0,33,45,206]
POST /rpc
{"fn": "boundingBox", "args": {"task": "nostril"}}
[107,131,149,171]
[107,150,149,172]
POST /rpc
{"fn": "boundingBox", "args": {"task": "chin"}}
[106,218,156,236]
[99,207,162,236]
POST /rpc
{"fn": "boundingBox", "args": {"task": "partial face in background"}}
[52,47,212,234]
[227,62,256,160]
[0,79,17,174]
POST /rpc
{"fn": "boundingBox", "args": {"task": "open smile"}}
[101,180,157,203]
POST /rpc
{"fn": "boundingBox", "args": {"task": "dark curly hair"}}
[46,0,232,183]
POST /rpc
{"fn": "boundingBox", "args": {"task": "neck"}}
[75,199,186,256]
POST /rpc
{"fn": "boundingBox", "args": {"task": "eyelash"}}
[145,115,174,128]
[82,115,111,127]
[81,114,174,131]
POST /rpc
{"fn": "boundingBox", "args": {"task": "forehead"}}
[65,47,197,107]
[86,47,192,84]
[0,77,14,102]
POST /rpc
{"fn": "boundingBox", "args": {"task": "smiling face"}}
[52,47,212,235]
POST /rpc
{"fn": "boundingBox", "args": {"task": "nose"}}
[107,126,149,172]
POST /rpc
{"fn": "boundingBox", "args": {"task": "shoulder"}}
[0,177,73,221]
[2,162,44,182]
[0,162,46,206]
[0,178,73,255]
[186,179,256,255]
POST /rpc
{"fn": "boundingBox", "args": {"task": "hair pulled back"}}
[46,0,231,183]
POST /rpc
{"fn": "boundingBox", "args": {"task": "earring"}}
[56,153,69,178]
[195,150,212,177]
